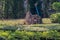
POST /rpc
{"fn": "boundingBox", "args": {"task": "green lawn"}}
[0,19,59,33]
[42,18,52,23]
[0,18,59,27]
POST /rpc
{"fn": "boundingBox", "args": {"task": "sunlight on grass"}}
[0,19,26,26]
[0,18,59,26]
[42,18,52,24]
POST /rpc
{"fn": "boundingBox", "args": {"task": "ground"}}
[0,18,52,26]
[0,18,60,40]
[0,18,57,25]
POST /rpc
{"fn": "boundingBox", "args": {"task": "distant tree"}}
[4,0,25,19]
[0,0,59,19]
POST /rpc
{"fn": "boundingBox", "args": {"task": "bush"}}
[50,13,60,23]
[52,2,60,11]
[0,31,11,40]
[0,30,59,40]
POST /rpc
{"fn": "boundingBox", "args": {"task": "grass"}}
[0,18,59,26]
[0,19,26,26]
[42,18,52,23]
[0,18,59,31]
[29,23,60,27]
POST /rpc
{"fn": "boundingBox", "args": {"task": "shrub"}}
[52,2,60,11]
[0,30,59,40]
[0,31,10,40]
[50,13,60,23]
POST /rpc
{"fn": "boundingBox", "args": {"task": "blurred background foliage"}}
[0,0,59,19]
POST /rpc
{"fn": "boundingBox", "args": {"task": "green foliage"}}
[52,2,60,11]
[50,13,60,23]
[0,0,25,19]
[0,30,59,40]
[50,13,58,23]
[0,31,11,40]
[0,23,59,40]
[0,24,60,31]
